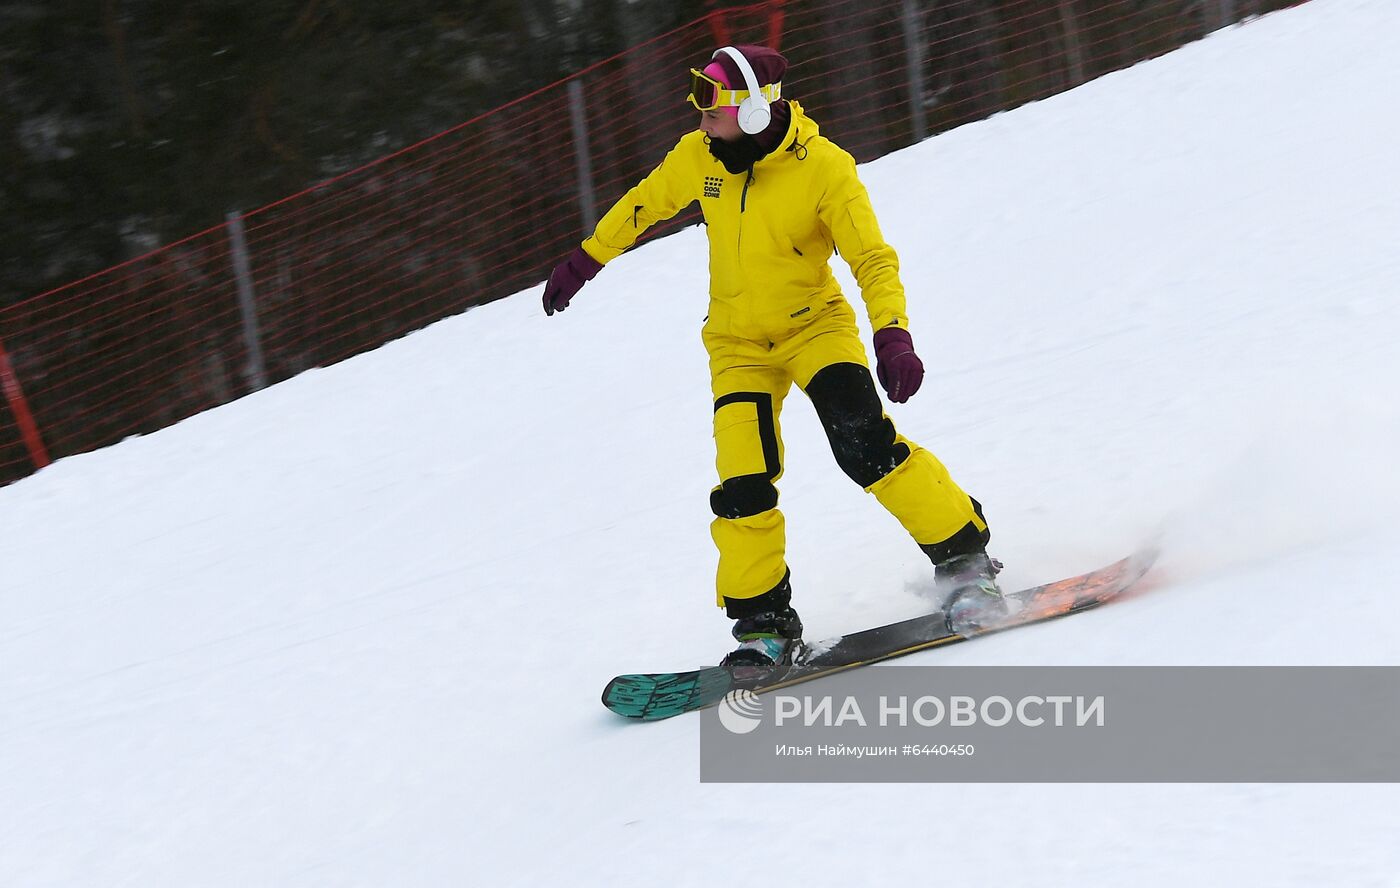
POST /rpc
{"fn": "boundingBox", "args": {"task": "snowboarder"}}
[543,45,1003,685]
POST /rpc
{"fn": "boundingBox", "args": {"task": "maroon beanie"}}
[709,45,788,92]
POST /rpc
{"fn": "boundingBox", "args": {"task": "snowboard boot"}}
[936,551,1008,636]
[720,607,804,688]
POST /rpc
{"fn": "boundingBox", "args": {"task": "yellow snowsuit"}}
[582,101,988,614]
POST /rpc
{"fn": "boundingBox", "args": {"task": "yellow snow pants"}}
[705,298,989,616]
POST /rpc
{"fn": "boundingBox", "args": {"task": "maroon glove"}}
[873,326,924,403]
[542,247,603,316]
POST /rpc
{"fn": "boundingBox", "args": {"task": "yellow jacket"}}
[581,100,907,344]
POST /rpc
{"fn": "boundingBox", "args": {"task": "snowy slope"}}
[4,0,1400,884]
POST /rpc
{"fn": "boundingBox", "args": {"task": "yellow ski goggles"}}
[687,67,782,111]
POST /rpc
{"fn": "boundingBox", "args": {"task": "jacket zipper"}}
[737,167,754,258]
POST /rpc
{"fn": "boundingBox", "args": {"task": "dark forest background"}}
[1,0,711,309]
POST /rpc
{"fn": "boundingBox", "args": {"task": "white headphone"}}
[714,46,773,135]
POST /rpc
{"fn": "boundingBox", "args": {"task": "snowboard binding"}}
[720,607,804,688]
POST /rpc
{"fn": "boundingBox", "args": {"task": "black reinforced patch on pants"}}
[710,474,779,519]
[724,569,793,619]
[803,363,910,488]
[711,391,782,519]
[920,498,992,563]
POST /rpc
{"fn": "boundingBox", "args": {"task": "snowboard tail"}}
[602,549,1158,721]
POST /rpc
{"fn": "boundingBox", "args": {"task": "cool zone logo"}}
[718,692,1106,733]
[703,176,724,199]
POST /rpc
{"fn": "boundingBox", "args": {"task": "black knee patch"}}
[804,363,910,488]
[711,473,780,519]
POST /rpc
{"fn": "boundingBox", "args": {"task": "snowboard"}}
[602,548,1158,721]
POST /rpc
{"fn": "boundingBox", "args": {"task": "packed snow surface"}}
[4,0,1398,884]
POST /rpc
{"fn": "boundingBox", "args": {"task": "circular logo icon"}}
[717,688,764,734]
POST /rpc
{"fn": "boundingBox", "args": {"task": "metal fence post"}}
[900,0,928,143]
[1205,0,1236,31]
[0,337,50,470]
[567,79,598,232]
[225,211,268,392]
[1057,0,1087,88]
